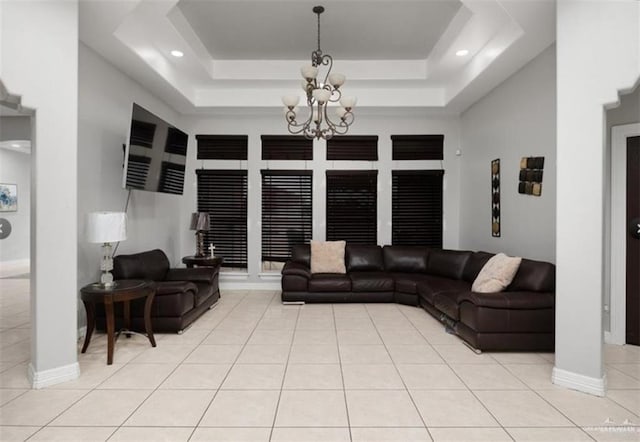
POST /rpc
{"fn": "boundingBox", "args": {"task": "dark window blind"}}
[196,169,248,268]
[327,136,378,160]
[124,155,151,189]
[196,135,248,160]
[392,170,444,247]
[164,127,188,155]
[391,135,444,160]
[158,162,185,195]
[261,170,313,262]
[261,136,313,160]
[326,170,377,244]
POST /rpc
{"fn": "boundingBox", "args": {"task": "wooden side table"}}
[182,255,223,269]
[80,279,156,365]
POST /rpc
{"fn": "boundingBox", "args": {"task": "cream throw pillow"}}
[310,240,346,274]
[472,253,522,293]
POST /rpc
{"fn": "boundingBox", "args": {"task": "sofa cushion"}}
[472,253,522,293]
[507,259,556,292]
[311,240,346,274]
[457,290,555,310]
[459,302,554,334]
[383,246,429,273]
[427,249,472,280]
[417,276,472,304]
[308,274,351,292]
[291,244,311,267]
[346,245,384,272]
[462,251,495,282]
[392,273,433,294]
[113,249,170,281]
[349,272,394,292]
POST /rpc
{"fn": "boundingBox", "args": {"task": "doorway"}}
[611,123,640,345]
[626,136,640,345]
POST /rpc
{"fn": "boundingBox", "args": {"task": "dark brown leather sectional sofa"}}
[95,249,220,333]
[281,244,555,351]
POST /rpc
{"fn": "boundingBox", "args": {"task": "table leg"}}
[104,299,115,365]
[124,299,131,338]
[144,292,156,347]
[81,300,95,353]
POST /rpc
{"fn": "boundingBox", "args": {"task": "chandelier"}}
[282,5,356,140]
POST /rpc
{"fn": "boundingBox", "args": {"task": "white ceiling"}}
[79,0,556,114]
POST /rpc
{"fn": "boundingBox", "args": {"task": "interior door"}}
[626,136,640,345]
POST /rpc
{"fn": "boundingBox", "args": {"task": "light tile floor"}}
[0,277,639,441]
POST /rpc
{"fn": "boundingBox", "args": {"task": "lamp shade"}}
[190,212,210,231]
[86,212,127,243]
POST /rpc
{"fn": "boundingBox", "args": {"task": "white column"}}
[554,0,640,396]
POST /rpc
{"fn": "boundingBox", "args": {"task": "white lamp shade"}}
[300,65,318,80]
[328,72,346,87]
[340,96,357,109]
[86,212,127,243]
[312,88,331,103]
[335,106,348,118]
[282,95,300,108]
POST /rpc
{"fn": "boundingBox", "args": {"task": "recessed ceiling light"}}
[170,50,184,58]
[456,49,469,57]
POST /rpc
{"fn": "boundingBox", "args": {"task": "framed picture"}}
[0,184,17,212]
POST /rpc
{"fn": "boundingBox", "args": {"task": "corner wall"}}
[459,45,556,263]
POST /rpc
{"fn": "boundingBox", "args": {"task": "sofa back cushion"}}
[383,246,429,273]
[507,258,556,292]
[291,244,311,267]
[113,249,170,281]
[462,251,495,282]
[346,244,384,272]
[427,249,472,280]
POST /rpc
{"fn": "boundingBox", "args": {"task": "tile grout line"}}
[267,295,301,442]
[332,303,353,442]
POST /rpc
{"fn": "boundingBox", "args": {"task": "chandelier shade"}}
[282,5,356,140]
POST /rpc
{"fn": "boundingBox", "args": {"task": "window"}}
[196,135,248,160]
[196,169,248,269]
[326,136,378,160]
[261,170,313,271]
[326,170,377,244]
[391,135,444,160]
[261,136,313,160]
[392,170,444,247]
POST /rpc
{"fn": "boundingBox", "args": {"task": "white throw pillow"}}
[472,253,522,293]
[310,240,346,274]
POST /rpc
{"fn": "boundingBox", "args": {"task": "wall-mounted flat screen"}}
[122,103,188,195]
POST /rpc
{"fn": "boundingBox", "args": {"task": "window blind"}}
[196,169,248,268]
[392,170,444,247]
[391,135,444,160]
[124,155,151,189]
[326,170,377,244]
[164,127,188,155]
[326,136,378,161]
[261,170,313,262]
[130,120,155,148]
[261,136,313,160]
[196,135,248,160]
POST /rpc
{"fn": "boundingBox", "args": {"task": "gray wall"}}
[0,116,31,141]
[78,43,184,325]
[0,148,30,262]
[459,45,556,263]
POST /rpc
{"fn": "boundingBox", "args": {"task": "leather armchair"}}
[95,249,220,333]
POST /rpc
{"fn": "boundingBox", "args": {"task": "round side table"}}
[80,279,156,365]
[182,255,224,269]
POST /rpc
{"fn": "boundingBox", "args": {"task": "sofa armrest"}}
[165,267,216,284]
[457,291,555,310]
[155,280,198,296]
[282,261,311,279]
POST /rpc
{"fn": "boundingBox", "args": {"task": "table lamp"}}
[190,212,210,257]
[86,211,127,288]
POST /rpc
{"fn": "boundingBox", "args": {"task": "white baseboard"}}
[552,366,607,397]
[219,281,281,290]
[28,361,80,389]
